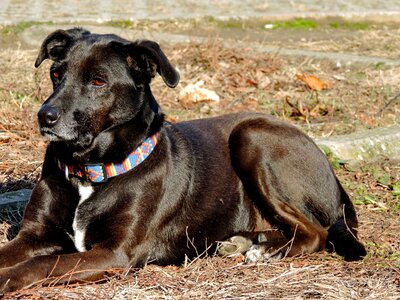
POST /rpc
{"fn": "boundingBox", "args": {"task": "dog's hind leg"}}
[228,118,335,262]
[325,183,366,261]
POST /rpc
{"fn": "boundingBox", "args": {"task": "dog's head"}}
[35,28,179,161]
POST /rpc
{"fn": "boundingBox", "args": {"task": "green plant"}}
[1,21,50,35]
[318,145,347,169]
[391,181,400,198]
[109,20,134,29]
[271,19,318,30]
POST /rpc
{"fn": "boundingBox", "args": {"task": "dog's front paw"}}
[0,268,25,295]
[244,244,283,264]
[218,235,253,256]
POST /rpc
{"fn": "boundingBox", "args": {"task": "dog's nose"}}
[38,104,61,127]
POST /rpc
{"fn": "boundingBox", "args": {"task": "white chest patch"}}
[78,184,94,204]
[72,183,94,252]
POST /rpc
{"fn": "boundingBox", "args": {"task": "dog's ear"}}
[34,28,90,67]
[124,40,180,88]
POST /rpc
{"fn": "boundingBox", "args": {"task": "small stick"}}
[376,92,400,117]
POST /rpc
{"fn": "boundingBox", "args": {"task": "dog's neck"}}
[52,86,164,165]
[58,131,160,183]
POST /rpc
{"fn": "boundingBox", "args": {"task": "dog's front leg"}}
[0,175,78,269]
[0,246,130,293]
[0,235,58,269]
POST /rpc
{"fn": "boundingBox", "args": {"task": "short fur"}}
[0,28,366,293]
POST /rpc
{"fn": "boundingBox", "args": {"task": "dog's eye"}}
[92,78,106,87]
[52,71,60,79]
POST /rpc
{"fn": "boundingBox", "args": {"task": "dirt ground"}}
[0,19,399,299]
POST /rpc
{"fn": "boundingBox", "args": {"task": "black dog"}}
[0,28,366,292]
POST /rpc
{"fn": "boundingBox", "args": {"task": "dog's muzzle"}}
[38,104,61,128]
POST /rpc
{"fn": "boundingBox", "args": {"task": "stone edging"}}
[316,125,400,161]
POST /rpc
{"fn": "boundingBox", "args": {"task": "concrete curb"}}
[21,25,400,67]
[316,125,400,161]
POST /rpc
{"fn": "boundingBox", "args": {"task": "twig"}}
[47,256,61,280]
[185,226,199,257]
[184,243,214,269]
[376,92,400,117]
[260,264,323,284]
[285,224,298,257]
[0,126,25,141]
[342,204,358,241]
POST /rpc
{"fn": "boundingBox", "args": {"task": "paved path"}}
[18,24,400,68]
[1,0,400,25]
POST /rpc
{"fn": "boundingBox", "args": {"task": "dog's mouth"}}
[40,127,94,149]
[40,127,68,142]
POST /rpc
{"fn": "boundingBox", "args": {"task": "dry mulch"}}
[0,255,398,299]
[0,41,399,299]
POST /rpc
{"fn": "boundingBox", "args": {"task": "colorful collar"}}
[58,132,159,183]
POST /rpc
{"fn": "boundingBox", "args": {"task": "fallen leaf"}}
[163,265,179,270]
[234,254,245,263]
[165,115,178,123]
[178,81,220,107]
[246,79,258,87]
[296,72,333,91]
[255,71,271,89]
[356,112,377,127]
[333,74,347,81]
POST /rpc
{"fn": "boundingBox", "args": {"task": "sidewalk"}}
[1,0,400,25]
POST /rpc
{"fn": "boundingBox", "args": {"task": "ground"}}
[0,18,399,299]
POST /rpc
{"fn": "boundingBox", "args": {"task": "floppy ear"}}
[124,40,180,88]
[34,27,90,67]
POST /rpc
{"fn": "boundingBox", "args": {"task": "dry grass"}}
[0,254,398,299]
[265,27,400,60]
[154,40,399,137]
[0,48,47,190]
[0,41,399,298]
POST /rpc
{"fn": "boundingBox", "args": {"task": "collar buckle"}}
[83,163,108,183]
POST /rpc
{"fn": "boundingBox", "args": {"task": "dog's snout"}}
[38,104,61,127]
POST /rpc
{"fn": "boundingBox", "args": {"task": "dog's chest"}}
[71,182,94,252]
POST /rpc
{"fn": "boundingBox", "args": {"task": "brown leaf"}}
[296,72,333,91]
[165,115,179,123]
[234,254,245,263]
[246,79,258,87]
[356,112,377,127]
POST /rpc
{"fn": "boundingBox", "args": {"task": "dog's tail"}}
[326,183,367,261]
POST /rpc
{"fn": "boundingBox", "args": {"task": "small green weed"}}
[267,19,317,30]
[366,241,400,265]
[109,20,134,29]
[318,145,346,169]
[1,21,50,35]
[391,181,400,198]
[329,21,369,30]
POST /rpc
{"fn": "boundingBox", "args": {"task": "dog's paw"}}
[0,270,17,294]
[218,235,253,256]
[244,244,283,264]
